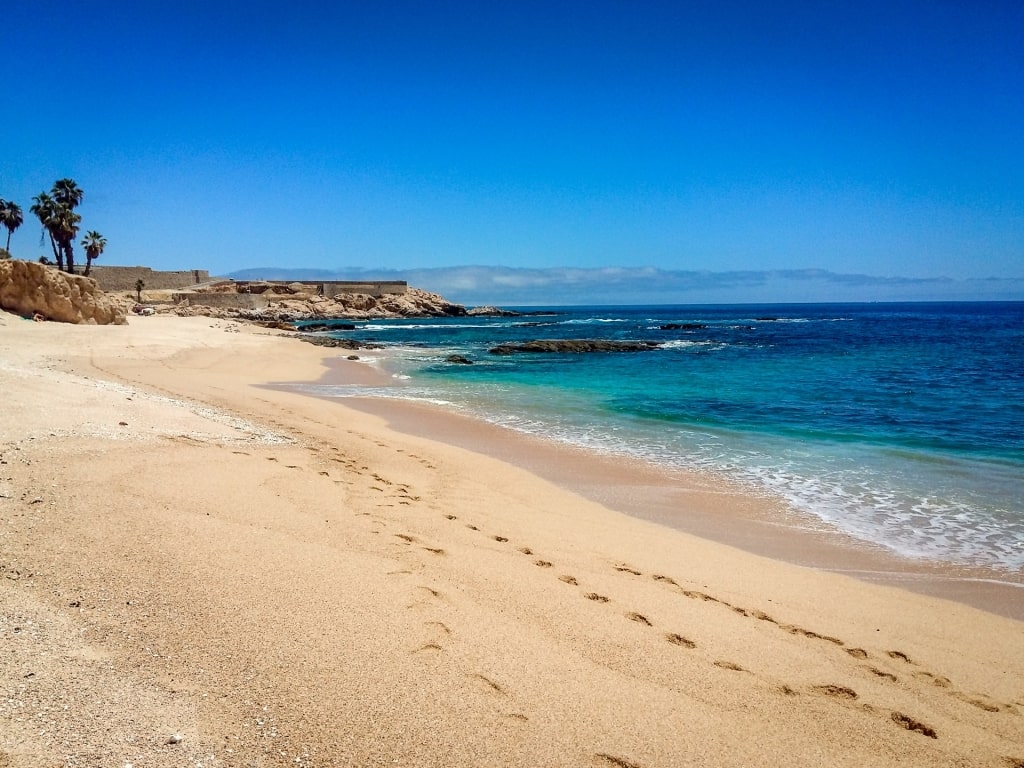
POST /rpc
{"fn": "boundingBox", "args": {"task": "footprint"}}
[845,648,869,659]
[418,586,442,598]
[714,661,745,672]
[559,575,579,586]
[595,755,641,768]
[912,671,951,688]
[652,574,678,586]
[952,692,1000,713]
[887,651,913,664]
[614,564,641,576]
[425,621,451,635]
[444,514,457,520]
[890,712,937,739]
[422,547,445,555]
[814,685,858,699]
[625,612,652,626]
[784,625,843,646]
[869,668,897,682]
[585,593,610,603]
[518,547,533,555]
[534,560,553,568]
[470,674,505,694]
[413,643,443,654]
[492,536,508,543]
[466,524,479,531]
[665,633,696,649]
[395,534,416,543]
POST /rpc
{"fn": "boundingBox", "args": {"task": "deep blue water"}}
[299,302,1024,573]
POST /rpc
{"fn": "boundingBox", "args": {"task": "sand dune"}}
[1,312,1022,767]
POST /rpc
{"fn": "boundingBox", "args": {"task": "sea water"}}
[298,302,1024,574]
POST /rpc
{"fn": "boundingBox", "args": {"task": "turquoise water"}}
[300,302,1024,573]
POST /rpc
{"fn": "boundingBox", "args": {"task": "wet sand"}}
[302,355,1024,622]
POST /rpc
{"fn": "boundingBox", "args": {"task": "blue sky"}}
[4,1,1022,304]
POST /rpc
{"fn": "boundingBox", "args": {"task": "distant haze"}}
[227,266,1024,306]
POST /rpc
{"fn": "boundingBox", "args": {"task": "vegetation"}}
[0,199,23,252]
[135,278,145,303]
[81,231,106,277]
[4,181,110,276]
[25,179,102,275]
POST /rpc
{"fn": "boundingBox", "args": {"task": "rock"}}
[467,305,521,317]
[297,335,382,350]
[304,323,356,331]
[0,259,127,325]
[659,323,707,330]
[488,339,661,355]
[445,354,474,364]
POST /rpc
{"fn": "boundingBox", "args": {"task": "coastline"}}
[3,313,1022,767]
[298,355,1024,622]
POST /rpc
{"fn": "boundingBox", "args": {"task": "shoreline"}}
[4,314,1023,767]
[291,354,1024,622]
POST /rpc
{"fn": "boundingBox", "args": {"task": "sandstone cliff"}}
[0,260,127,325]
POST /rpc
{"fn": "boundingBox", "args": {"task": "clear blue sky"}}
[4,1,1023,303]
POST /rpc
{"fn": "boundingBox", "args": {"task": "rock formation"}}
[0,259,127,325]
[163,286,468,322]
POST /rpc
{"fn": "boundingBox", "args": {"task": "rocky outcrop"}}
[0,259,127,325]
[296,335,382,350]
[489,339,662,355]
[467,305,521,317]
[161,286,467,322]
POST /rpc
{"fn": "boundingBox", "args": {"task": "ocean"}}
[297,302,1024,576]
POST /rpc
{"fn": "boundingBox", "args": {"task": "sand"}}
[1,311,1022,768]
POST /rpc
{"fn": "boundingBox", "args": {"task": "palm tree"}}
[51,179,83,273]
[52,178,84,210]
[81,231,106,276]
[135,278,145,303]
[30,193,63,270]
[53,206,82,274]
[30,181,85,273]
[0,199,23,252]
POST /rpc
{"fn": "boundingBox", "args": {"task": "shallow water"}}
[300,302,1024,573]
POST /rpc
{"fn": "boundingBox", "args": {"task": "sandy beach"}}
[2,312,1022,767]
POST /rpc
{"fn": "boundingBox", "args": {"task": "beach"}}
[2,313,1022,767]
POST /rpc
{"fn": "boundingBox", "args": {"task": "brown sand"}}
[2,312,1022,767]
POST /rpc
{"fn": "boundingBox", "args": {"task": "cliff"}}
[0,259,127,325]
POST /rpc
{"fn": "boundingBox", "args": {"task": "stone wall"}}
[90,266,211,292]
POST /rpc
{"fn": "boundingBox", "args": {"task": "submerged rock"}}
[488,339,662,355]
[297,335,382,350]
[445,354,474,364]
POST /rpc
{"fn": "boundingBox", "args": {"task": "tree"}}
[30,192,64,270]
[30,180,85,273]
[135,278,145,303]
[0,199,23,252]
[81,230,106,277]
[51,179,83,274]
